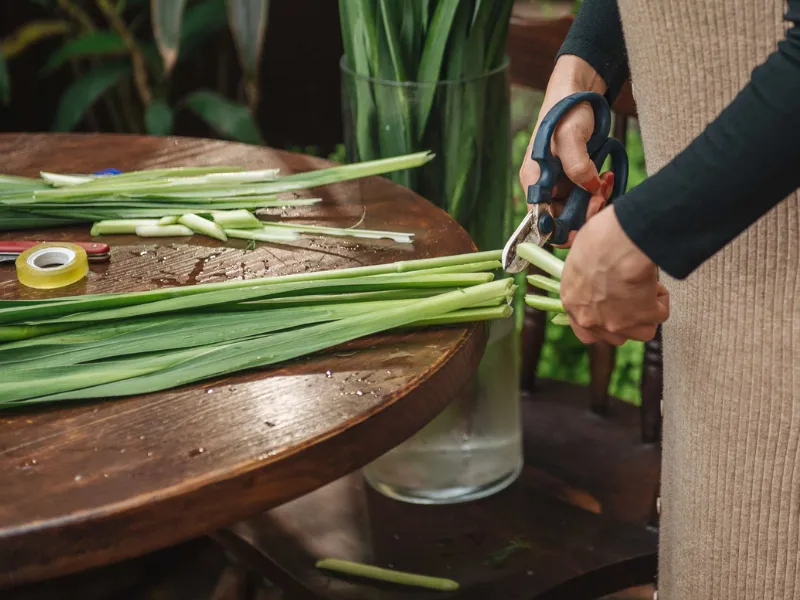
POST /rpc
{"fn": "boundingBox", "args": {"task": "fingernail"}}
[606,172,615,189]
[584,177,602,195]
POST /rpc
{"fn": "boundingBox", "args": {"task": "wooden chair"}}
[209,6,664,599]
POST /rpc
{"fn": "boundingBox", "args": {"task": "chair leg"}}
[208,565,250,600]
[588,342,617,415]
[640,327,663,444]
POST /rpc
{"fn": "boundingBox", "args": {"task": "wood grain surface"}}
[0,134,485,589]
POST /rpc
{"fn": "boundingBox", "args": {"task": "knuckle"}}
[565,160,593,181]
[574,313,595,330]
[606,320,625,335]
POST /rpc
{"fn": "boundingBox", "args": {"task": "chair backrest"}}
[506,7,662,446]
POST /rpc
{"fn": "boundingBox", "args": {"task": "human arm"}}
[612,1,800,279]
[560,2,800,344]
[519,0,628,205]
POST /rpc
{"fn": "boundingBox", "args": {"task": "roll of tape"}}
[15,242,89,289]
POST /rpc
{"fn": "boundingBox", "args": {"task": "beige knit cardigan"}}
[616,1,800,597]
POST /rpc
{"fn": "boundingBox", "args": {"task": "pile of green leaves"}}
[339,0,515,251]
[0,250,513,410]
[0,151,433,231]
[0,0,268,143]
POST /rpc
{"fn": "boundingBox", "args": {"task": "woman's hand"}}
[519,55,612,246]
[560,206,670,346]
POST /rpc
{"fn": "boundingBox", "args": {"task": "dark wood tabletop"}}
[0,134,485,589]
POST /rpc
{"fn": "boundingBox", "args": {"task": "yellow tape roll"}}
[15,242,89,289]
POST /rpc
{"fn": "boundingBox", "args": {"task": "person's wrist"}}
[552,55,607,95]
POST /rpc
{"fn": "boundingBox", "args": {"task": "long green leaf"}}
[414,0,459,139]
[41,31,127,74]
[31,152,432,200]
[0,52,9,105]
[52,62,132,131]
[23,279,512,403]
[31,274,493,325]
[144,98,174,135]
[0,20,71,60]
[151,0,189,76]
[226,0,269,79]
[182,90,265,145]
[0,250,500,313]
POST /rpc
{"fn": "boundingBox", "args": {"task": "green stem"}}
[316,558,459,592]
[516,243,564,279]
[524,294,565,313]
[527,274,561,294]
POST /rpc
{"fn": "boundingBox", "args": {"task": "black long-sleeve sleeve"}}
[557,0,629,104]
[555,0,800,280]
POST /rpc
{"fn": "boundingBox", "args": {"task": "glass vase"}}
[340,57,514,251]
[341,58,522,504]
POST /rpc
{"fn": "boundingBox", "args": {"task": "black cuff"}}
[613,189,694,281]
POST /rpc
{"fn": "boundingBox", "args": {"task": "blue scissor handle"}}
[527,91,629,246]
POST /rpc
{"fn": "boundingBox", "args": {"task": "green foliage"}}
[339,0,516,251]
[144,98,174,135]
[182,90,264,145]
[1,0,268,144]
[0,53,9,106]
[41,31,127,74]
[53,62,132,131]
[151,0,189,75]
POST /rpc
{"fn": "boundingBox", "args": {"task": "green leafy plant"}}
[0,0,270,144]
[338,0,516,252]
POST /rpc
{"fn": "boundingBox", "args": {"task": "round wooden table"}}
[0,134,485,589]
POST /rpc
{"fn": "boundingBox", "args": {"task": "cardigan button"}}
[660,399,663,416]
[657,496,662,515]
[653,591,658,600]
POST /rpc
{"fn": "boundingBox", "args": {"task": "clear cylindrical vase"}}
[363,316,522,504]
[340,57,514,251]
[341,56,521,504]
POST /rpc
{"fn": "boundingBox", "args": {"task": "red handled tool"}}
[0,241,110,263]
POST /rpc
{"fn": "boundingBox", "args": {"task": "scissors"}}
[502,91,629,273]
[0,241,110,263]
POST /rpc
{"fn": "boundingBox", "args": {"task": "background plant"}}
[0,0,269,144]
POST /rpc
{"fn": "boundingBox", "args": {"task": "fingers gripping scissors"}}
[502,92,630,273]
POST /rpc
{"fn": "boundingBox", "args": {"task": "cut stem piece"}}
[516,243,564,280]
[262,222,414,244]
[524,294,565,313]
[551,313,571,326]
[158,215,179,226]
[225,228,299,242]
[178,213,228,241]
[211,209,262,229]
[91,219,161,235]
[315,558,458,592]
[135,224,194,237]
[527,274,561,294]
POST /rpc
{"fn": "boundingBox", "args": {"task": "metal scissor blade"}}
[502,210,544,273]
